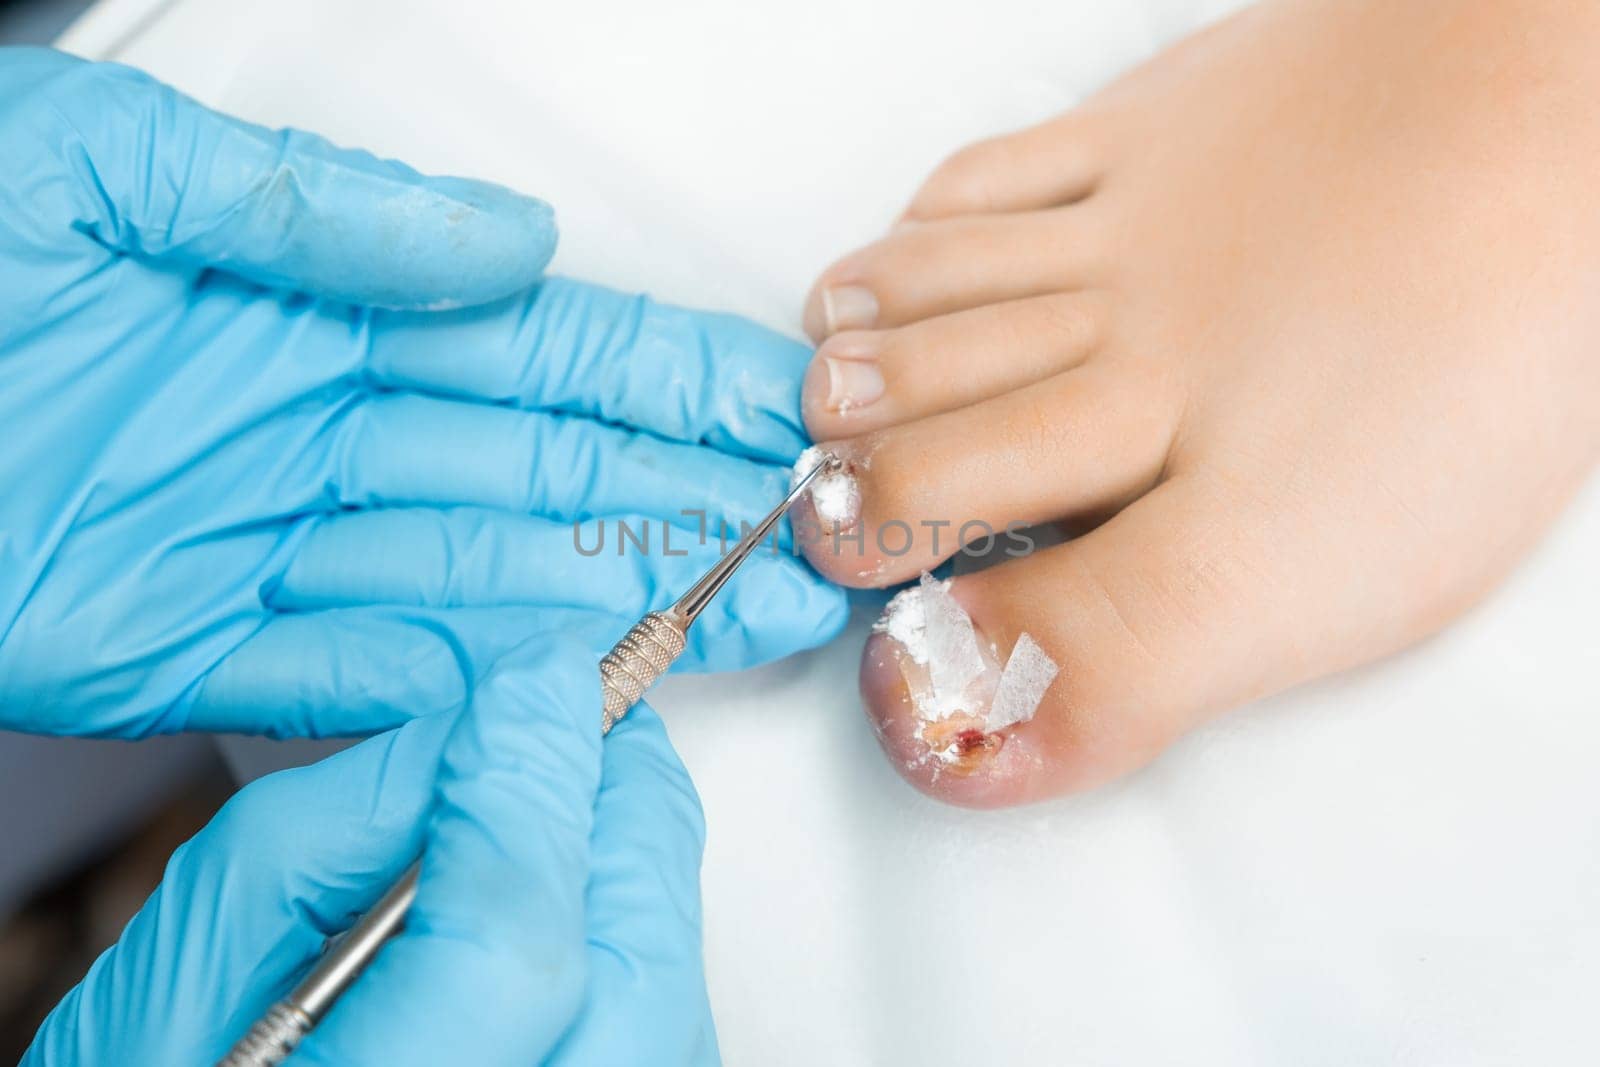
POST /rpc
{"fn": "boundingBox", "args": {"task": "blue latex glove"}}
[0,47,845,740]
[25,639,718,1065]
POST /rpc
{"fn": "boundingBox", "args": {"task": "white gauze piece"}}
[986,632,1059,730]
[876,584,929,664]
[793,445,860,526]
[916,573,989,718]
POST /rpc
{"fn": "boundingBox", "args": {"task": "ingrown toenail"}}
[821,285,879,334]
[792,445,863,529]
[823,357,885,413]
[873,575,1060,773]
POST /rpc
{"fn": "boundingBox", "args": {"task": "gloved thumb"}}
[295,637,606,1066]
[5,48,555,310]
[21,714,455,1066]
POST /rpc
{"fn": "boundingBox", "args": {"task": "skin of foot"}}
[793,0,1600,807]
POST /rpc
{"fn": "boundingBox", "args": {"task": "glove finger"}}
[24,717,451,1067]
[270,509,848,671]
[548,704,720,1067]
[296,639,604,1066]
[184,607,476,737]
[184,605,592,737]
[365,277,812,462]
[326,391,799,543]
[190,594,844,739]
[15,50,552,309]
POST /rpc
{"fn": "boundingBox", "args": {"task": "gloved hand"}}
[0,47,845,740]
[25,639,717,1066]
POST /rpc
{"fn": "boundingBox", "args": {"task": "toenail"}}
[792,444,863,529]
[873,575,1060,773]
[822,357,885,413]
[821,285,879,334]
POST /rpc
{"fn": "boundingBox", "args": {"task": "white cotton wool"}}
[877,584,929,664]
[792,446,860,526]
[874,573,1060,730]
[917,574,990,717]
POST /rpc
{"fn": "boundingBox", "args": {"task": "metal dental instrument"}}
[218,454,839,1067]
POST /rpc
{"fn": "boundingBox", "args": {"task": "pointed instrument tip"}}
[785,450,839,503]
[667,450,840,628]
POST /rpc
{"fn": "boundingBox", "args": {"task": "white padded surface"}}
[64,1,1600,1062]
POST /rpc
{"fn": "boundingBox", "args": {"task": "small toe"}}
[802,206,1109,341]
[794,360,1180,587]
[904,111,1108,221]
[802,292,1109,439]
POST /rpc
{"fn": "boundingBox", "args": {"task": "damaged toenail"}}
[823,357,885,413]
[821,285,878,334]
[955,728,984,752]
[792,444,862,528]
[873,574,1060,775]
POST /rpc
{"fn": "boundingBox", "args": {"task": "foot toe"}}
[802,207,1109,341]
[794,360,1178,587]
[857,477,1294,807]
[904,111,1108,221]
[801,292,1109,439]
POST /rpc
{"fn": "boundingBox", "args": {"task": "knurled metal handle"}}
[599,611,687,733]
[215,1001,311,1067]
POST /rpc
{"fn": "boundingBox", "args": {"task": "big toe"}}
[860,477,1317,808]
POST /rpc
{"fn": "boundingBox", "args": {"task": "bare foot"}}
[793,0,1600,806]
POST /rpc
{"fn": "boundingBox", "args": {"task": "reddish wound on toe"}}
[946,727,1003,774]
[953,728,989,756]
[916,715,1004,776]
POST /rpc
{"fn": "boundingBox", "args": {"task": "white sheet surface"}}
[61,1,1600,1062]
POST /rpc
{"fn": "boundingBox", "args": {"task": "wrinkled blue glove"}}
[25,639,717,1065]
[0,47,845,740]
